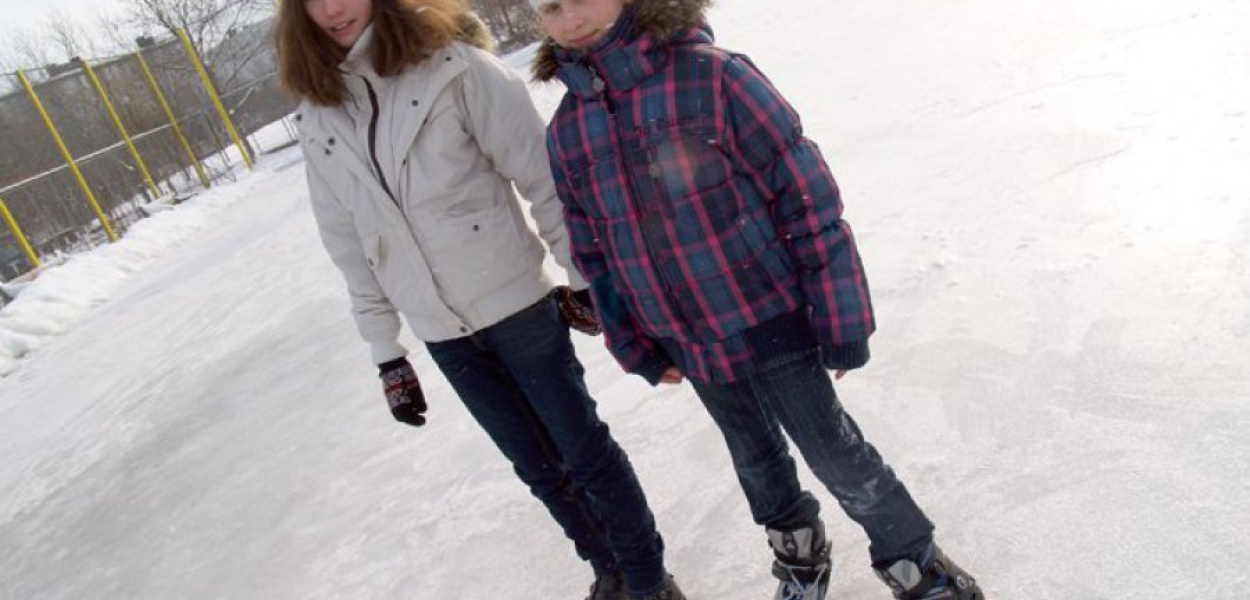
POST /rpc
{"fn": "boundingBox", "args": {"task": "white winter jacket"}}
[298,27,587,364]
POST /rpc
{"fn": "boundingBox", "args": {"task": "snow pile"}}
[0,123,301,377]
[0,193,238,376]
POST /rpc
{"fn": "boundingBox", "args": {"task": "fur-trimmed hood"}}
[456,11,497,52]
[532,0,711,82]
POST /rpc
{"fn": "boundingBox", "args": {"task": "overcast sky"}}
[0,0,129,51]
[1,0,127,32]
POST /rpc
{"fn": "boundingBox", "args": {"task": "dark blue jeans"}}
[426,295,667,596]
[690,347,935,564]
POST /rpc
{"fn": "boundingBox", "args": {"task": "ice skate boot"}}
[874,544,982,600]
[586,569,628,600]
[637,574,686,600]
[768,523,832,600]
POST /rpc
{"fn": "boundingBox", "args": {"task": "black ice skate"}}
[874,544,982,600]
[586,569,628,600]
[637,574,686,600]
[768,523,832,600]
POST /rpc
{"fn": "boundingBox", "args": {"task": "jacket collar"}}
[547,6,713,99]
[338,11,495,80]
[340,23,378,77]
[533,0,713,96]
[297,12,491,143]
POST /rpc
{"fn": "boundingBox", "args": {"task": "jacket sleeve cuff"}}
[377,357,411,374]
[370,340,409,366]
[565,267,590,291]
[821,339,870,371]
[633,349,676,386]
[570,287,593,306]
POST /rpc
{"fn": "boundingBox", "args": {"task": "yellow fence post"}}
[177,28,254,169]
[0,197,40,269]
[17,69,119,243]
[135,49,212,188]
[81,58,163,199]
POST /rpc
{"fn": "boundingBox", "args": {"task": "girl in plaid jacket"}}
[531,1,983,599]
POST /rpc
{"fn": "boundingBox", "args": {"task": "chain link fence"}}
[0,17,298,282]
[0,1,544,284]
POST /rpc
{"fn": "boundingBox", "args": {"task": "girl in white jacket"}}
[275,1,681,598]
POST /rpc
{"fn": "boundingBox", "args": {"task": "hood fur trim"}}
[458,11,497,52]
[532,0,711,81]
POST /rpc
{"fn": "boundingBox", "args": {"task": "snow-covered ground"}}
[2,0,1248,599]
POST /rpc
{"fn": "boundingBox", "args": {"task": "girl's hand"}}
[835,370,847,381]
[660,367,684,384]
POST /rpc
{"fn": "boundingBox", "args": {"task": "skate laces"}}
[772,557,830,585]
[767,524,832,600]
[771,546,831,600]
[774,559,831,600]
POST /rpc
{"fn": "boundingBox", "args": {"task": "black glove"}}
[378,358,427,427]
[555,286,602,336]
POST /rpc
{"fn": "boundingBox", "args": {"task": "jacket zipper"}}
[358,73,473,335]
[362,77,399,209]
[588,64,689,330]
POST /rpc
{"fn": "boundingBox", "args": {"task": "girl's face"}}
[305,0,375,49]
[538,0,633,51]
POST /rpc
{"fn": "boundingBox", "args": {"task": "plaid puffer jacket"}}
[537,2,874,384]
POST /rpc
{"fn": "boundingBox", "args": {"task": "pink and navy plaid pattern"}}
[546,14,875,383]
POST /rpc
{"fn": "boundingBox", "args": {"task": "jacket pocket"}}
[426,204,534,283]
[361,232,385,272]
[658,211,801,341]
[630,119,732,210]
[435,205,518,249]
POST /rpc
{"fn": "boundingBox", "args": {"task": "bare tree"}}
[471,0,542,52]
[123,0,274,91]
[91,11,138,59]
[0,7,131,73]
[44,9,99,61]
[0,45,24,73]
[1,28,55,72]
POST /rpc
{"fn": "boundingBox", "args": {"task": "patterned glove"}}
[378,358,427,427]
[555,286,602,336]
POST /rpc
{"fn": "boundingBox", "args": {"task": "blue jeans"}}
[426,296,667,596]
[690,347,935,564]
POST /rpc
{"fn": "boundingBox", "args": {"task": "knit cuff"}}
[821,339,870,371]
[378,357,411,375]
[634,349,676,386]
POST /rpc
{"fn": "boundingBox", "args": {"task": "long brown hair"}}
[276,0,478,106]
